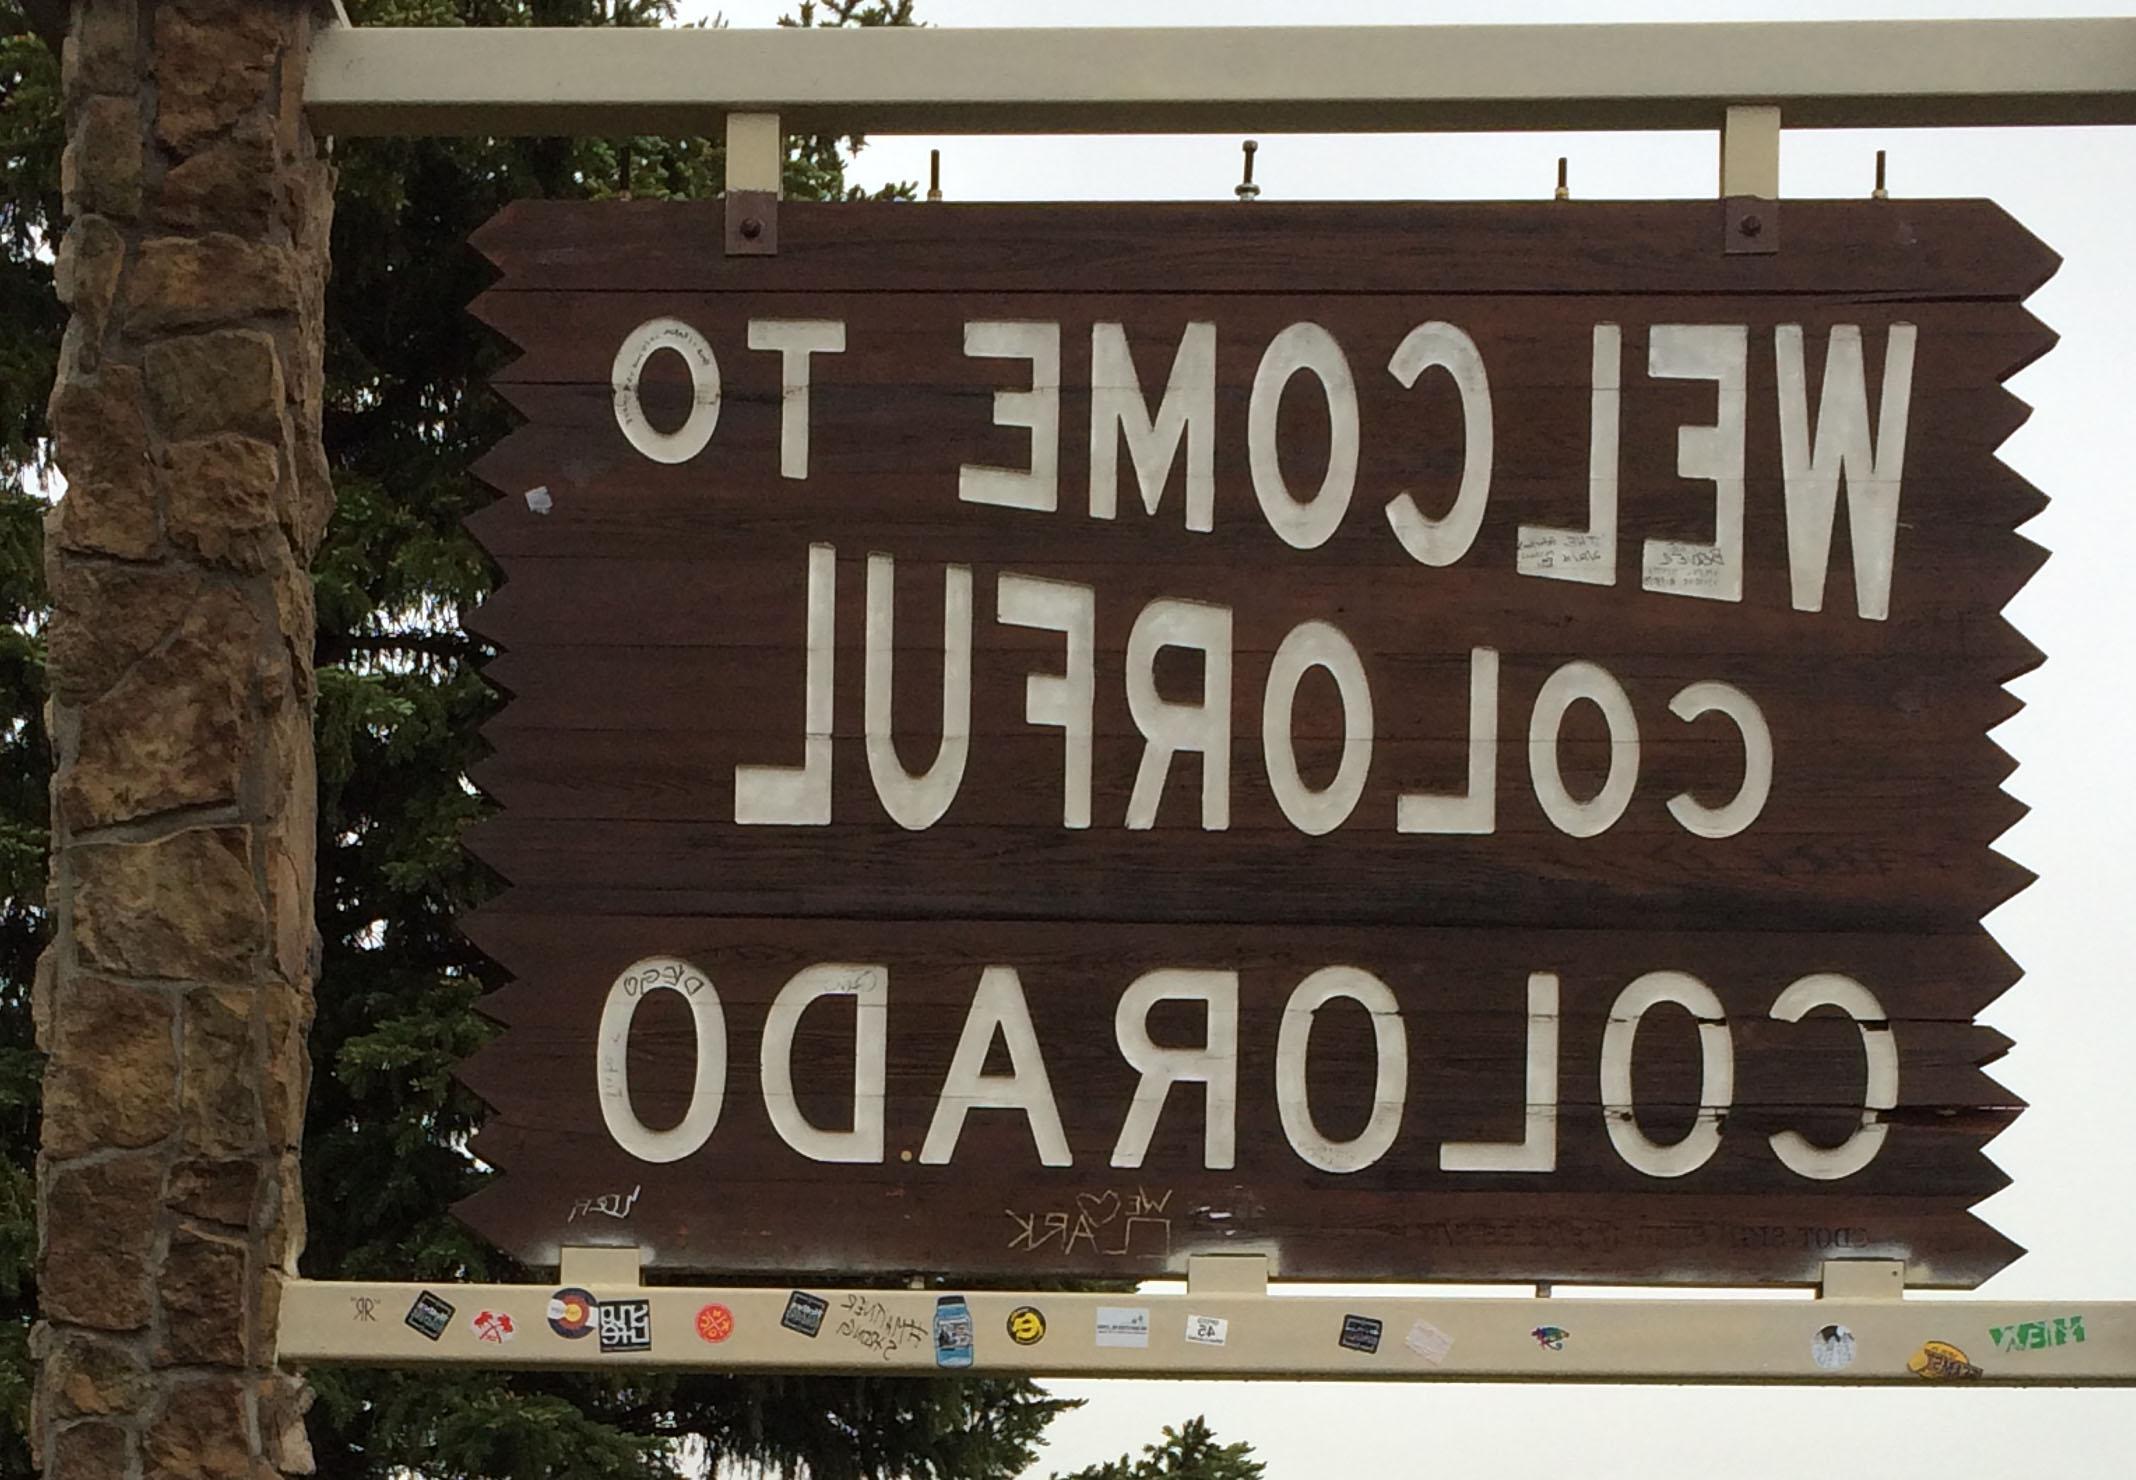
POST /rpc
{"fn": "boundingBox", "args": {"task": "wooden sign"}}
[456,200,2052,1287]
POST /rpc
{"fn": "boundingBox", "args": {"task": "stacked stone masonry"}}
[36,1,330,1476]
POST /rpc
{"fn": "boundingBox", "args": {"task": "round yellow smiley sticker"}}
[1007,1306,1047,1346]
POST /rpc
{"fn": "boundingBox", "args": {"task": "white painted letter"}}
[1384,321,1494,567]
[1601,971,1733,1178]
[735,543,835,825]
[1643,325,1747,602]
[747,318,845,479]
[921,966,1071,1166]
[1262,619,1374,836]
[1518,324,1620,585]
[960,321,1061,512]
[1777,323,1918,621]
[1111,968,1239,1170]
[1667,680,1772,839]
[997,573,1096,828]
[1768,974,1897,1180]
[1440,972,1559,1173]
[599,956,725,1164]
[1090,322,1217,532]
[612,318,720,465]
[1397,646,1499,835]
[760,963,887,1163]
[865,555,972,830]
[1277,966,1407,1173]
[1528,660,1638,839]
[1249,323,1359,549]
[1125,598,1233,830]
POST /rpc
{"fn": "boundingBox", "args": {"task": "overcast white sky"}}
[687,1,2136,1472]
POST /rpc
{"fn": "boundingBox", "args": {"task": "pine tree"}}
[1052,1417,1265,1480]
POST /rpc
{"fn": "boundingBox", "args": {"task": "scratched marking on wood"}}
[457,200,2053,1287]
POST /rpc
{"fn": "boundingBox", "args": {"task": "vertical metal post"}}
[1720,105,1781,197]
[724,111,781,255]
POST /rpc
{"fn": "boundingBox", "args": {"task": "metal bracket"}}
[1724,196,1779,256]
[724,111,782,257]
[1819,1259,1906,1301]
[559,1246,644,1289]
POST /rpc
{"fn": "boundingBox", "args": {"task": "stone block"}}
[162,434,282,570]
[260,980,312,1150]
[73,0,142,98]
[40,975,178,1158]
[180,986,263,1155]
[74,828,265,982]
[158,121,278,236]
[258,1373,314,1475]
[145,330,285,442]
[42,1330,151,1418]
[52,215,124,333]
[156,1226,249,1366]
[40,1155,160,1331]
[170,1157,261,1229]
[126,235,301,333]
[145,1377,262,1480]
[46,363,156,561]
[45,561,202,707]
[48,1420,133,1480]
[62,96,142,221]
[153,8,275,157]
[59,586,258,830]
[282,426,334,561]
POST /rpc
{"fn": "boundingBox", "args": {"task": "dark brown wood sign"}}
[456,199,2053,1287]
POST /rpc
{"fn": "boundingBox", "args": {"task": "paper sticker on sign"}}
[1812,1324,1856,1372]
[547,1287,595,1340]
[1096,1307,1151,1349]
[1404,1320,1454,1365]
[599,1298,653,1353]
[1339,1315,1383,1355]
[471,1309,516,1344]
[405,1291,454,1343]
[1185,1315,1229,1347]
[782,1291,827,1338]
[1908,1341,1983,1381]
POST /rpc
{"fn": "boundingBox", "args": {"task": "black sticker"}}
[598,1297,654,1353]
[782,1291,829,1338]
[405,1291,455,1342]
[1339,1314,1383,1354]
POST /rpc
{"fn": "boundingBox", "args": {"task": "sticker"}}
[782,1291,828,1338]
[471,1309,516,1344]
[1531,1325,1570,1351]
[1908,1340,1983,1381]
[524,486,553,514]
[1991,1316,2086,1353]
[1095,1306,1151,1349]
[405,1291,454,1342]
[1404,1320,1454,1365]
[1812,1323,1856,1372]
[695,1303,735,1343]
[1339,1314,1383,1355]
[1006,1306,1048,1346]
[935,1295,975,1368]
[1184,1314,1228,1347]
[547,1287,596,1340]
[599,1297,653,1353]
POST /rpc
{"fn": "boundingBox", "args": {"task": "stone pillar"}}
[34,1,332,1476]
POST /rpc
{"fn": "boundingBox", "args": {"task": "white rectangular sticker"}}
[1096,1306,1151,1349]
[1405,1319,1454,1365]
[1184,1314,1229,1347]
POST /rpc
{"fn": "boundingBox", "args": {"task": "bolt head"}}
[741,217,764,239]
[1739,214,1764,237]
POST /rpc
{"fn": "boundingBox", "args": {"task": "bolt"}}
[740,217,764,240]
[1738,213,1764,238]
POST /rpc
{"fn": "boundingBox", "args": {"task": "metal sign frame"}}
[277,15,2136,1383]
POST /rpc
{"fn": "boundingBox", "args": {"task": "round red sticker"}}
[696,1303,734,1343]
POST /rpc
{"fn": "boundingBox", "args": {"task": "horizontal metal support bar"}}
[282,1279,2136,1384]
[304,20,2136,138]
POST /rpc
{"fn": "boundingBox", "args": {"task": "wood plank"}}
[470,199,2060,301]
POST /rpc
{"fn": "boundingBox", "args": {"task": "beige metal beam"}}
[304,19,2136,138]
[284,1277,2135,1384]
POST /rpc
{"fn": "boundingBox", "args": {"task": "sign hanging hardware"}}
[723,111,782,257]
[927,148,943,202]
[1554,157,1570,201]
[1235,139,1260,201]
[1724,196,1780,256]
[1874,148,1890,200]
